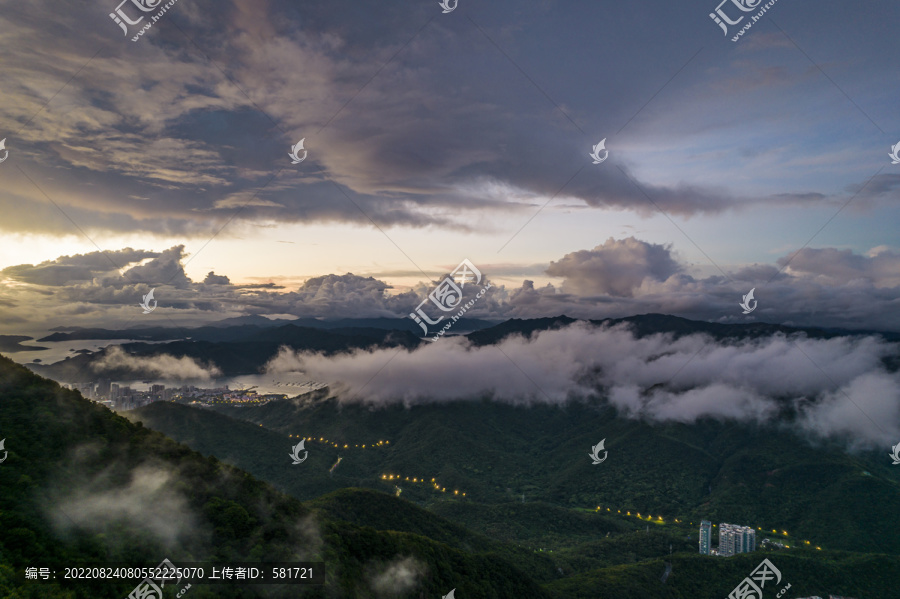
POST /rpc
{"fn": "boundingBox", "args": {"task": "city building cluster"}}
[718,522,757,556]
[63,380,287,410]
[699,520,755,556]
[699,520,821,556]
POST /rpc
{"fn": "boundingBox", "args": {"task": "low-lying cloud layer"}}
[94,346,222,379]
[267,322,900,448]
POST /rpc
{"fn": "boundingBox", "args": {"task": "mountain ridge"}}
[26,313,900,383]
[0,353,556,598]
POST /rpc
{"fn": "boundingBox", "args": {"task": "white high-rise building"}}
[699,520,712,555]
[718,523,756,556]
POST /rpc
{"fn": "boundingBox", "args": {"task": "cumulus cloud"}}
[368,556,426,598]
[286,273,420,319]
[3,247,191,298]
[546,237,682,297]
[94,346,221,380]
[777,246,900,288]
[116,246,193,289]
[4,239,900,334]
[203,271,231,285]
[266,322,900,447]
[1,248,159,286]
[496,239,900,332]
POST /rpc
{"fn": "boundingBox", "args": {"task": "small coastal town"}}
[62,379,325,410]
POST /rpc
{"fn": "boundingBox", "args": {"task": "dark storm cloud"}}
[2,0,894,237]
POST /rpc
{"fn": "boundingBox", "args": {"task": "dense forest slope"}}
[0,354,551,598]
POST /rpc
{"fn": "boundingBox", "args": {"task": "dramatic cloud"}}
[4,239,900,334]
[1,248,159,286]
[266,322,900,447]
[286,274,420,319]
[1,0,893,240]
[94,346,221,379]
[497,239,900,331]
[116,246,193,288]
[546,237,682,297]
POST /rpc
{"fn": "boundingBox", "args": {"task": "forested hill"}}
[0,354,552,599]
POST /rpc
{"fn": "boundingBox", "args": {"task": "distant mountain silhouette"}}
[465,313,900,346]
[37,316,500,343]
[30,325,423,381]
[0,335,48,353]
[30,314,900,382]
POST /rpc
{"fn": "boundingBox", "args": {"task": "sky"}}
[1,0,900,334]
